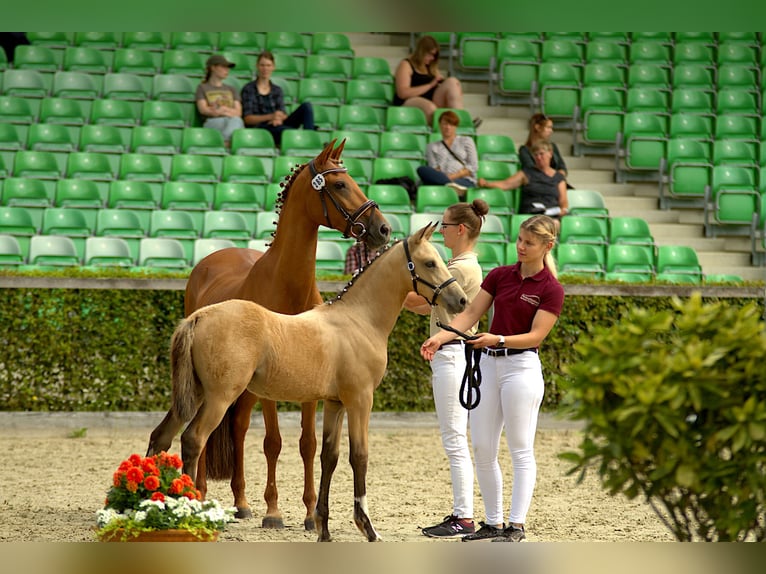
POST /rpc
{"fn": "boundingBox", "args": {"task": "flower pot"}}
[97,529,219,542]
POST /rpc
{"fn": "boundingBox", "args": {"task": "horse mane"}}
[325,241,397,305]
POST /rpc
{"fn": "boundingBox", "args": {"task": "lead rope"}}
[437,321,483,410]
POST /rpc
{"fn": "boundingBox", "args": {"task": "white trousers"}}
[431,344,474,518]
[469,351,543,526]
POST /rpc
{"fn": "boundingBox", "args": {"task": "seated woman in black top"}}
[394,35,479,127]
[240,50,314,146]
[478,141,568,230]
[517,113,570,187]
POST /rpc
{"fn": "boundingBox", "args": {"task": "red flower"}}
[144,475,160,491]
[183,490,197,500]
[150,491,165,502]
[118,460,132,472]
[126,480,139,493]
[181,474,194,487]
[169,478,184,495]
[126,467,144,483]
[141,458,159,474]
[113,471,124,487]
[128,454,142,467]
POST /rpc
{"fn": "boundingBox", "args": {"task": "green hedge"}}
[0,286,762,412]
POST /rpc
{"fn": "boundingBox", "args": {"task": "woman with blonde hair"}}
[394,35,480,127]
[420,215,565,543]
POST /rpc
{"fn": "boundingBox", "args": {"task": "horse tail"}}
[203,403,236,480]
[170,316,201,423]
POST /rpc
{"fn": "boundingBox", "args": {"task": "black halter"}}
[402,236,457,306]
[309,159,379,240]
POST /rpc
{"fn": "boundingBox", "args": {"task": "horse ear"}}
[317,139,337,166]
[417,222,436,242]
[332,138,346,159]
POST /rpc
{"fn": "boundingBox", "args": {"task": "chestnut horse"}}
[177,140,390,529]
[147,224,467,541]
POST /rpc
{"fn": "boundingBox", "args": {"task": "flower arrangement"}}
[95,452,236,542]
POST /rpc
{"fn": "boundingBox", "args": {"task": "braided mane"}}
[325,240,398,305]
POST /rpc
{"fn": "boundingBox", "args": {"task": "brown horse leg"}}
[299,400,318,531]
[260,398,284,528]
[347,406,380,542]
[314,399,345,542]
[230,391,258,519]
[196,445,208,500]
[146,409,184,456]
[180,401,232,485]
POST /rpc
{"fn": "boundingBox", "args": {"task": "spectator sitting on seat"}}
[416,110,478,198]
[195,55,245,146]
[478,141,568,231]
[344,242,378,275]
[241,50,315,147]
[393,34,481,128]
[518,113,571,187]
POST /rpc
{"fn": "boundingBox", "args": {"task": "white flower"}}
[133,511,147,523]
[96,508,122,527]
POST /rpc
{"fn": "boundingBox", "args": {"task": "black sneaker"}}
[421,515,475,538]
[491,524,526,542]
[461,521,504,541]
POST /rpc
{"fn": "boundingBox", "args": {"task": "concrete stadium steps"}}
[346,33,763,281]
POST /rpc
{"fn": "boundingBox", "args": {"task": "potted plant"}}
[95,452,236,542]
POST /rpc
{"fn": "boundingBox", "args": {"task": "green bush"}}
[560,294,766,541]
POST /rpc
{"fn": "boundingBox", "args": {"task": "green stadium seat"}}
[229,128,276,156]
[352,57,392,83]
[337,104,384,132]
[118,153,169,182]
[96,208,148,237]
[140,100,187,128]
[716,63,759,92]
[131,126,179,154]
[714,114,758,142]
[42,207,93,237]
[617,112,668,178]
[73,32,120,50]
[541,38,583,64]
[366,184,413,214]
[213,182,264,212]
[704,165,759,236]
[103,73,152,101]
[263,183,281,211]
[671,88,714,116]
[52,71,101,99]
[170,154,220,183]
[453,33,497,80]
[122,32,168,51]
[26,32,73,48]
[627,63,670,90]
[573,86,624,154]
[272,155,304,183]
[27,123,77,152]
[0,123,25,150]
[339,156,372,185]
[181,127,227,156]
[559,216,608,248]
[2,177,54,207]
[474,242,504,272]
[13,150,63,179]
[170,32,218,52]
[28,234,80,266]
[672,63,714,92]
[476,134,518,163]
[372,157,418,183]
[315,240,347,275]
[84,236,134,267]
[254,210,279,239]
[153,74,196,102]
[608,216,655,248]
[161,181,211,211]
[107,180,158,210]
[704,273,745,284]
[537,62,581,121]
[311,33,354,58]
[655,245,702,280]
[344,79,392,108]
[193,237,237,265]
[555,243,605,278]
[466,187,513,217]
[713,140,758,168]
[628,41,671,67]
[312,103,338,132]
[668,113,713,141]
[0,234,24,265]
[202,210,251,240]
[717,32,759,45]
[66,151,116,180]
[674,32,715,44]
[490,38,539,105]
[221,155,270,184]
[138,237,189,268]
[626,87,668,113]
[79,124,130,154]
[606,244,655,276]
[39,97,89,125]
[0,205,38,235]
[582,63,625,88]
[479,213,510,244]
[112,48,160,76]
[150,209,199,239]
[305,54,351,81]
[161,50,205,76]
[55,178,105,209]
[90,99,140,127]
[272,53,304,80]
[0,96,37,124]
[585,41,627,64]
[477,160,516,183]
[297,78,343,106]
[715,88,759,117]
[266,32,308,56]
[13,45,59,72]
[218,32,265,54]
[2,69,49,98]
[567,189,609,218]
[279,129,325,159]
[385,106,429,134]
[416,185,460,213]
[378,132,424,161]
[63,46,109,74]
[220,51,255,79]
[331,130,378,159]
[717,42,758,67]
[673,41,715,67]
[658,137,712,209]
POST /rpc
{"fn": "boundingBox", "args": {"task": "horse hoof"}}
[235,507,253,520]
[303,517,316,531]
[261,516,285,529]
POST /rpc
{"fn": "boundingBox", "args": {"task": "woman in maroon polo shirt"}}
[420,214,564,543]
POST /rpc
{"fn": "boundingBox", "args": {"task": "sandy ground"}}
[0,411,674,543]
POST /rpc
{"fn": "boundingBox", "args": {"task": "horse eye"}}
[426,261,436,268]
[333,180,346,191]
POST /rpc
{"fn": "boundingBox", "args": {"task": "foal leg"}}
[180,400,232,485]
[314,399,345,542]
[146,409,186,456]
[347,406,380,542]
[230,391,258,519]
[299,400,318,531]
[260,398,284,528]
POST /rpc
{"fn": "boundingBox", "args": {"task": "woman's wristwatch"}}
[497,335,505,347]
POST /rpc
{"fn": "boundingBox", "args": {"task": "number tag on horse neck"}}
[311,173,325,191]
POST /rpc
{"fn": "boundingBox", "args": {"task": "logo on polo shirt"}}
[520,293,540,306]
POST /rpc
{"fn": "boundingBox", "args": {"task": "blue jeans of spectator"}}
[203,116,245,142]
[417,165,475,189]
[258,102,315,146]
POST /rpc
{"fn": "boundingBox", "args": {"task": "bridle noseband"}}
[402,236,456,306]
[309,160,379,240]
